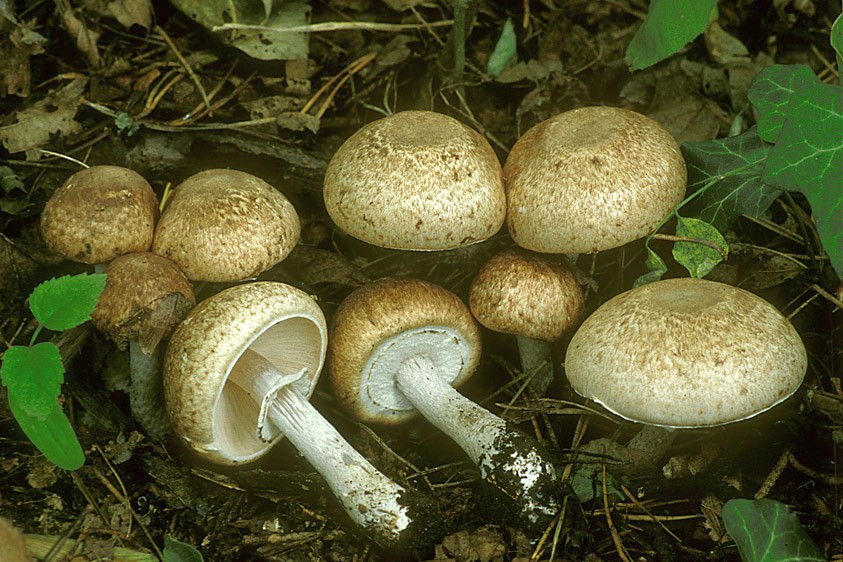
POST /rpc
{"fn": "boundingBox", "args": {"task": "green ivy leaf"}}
[747,64,820,143]
[831,14,842,60]
[487,18,517,78]
[625,0,718,71]
[682,128,781,231]
[164,535,204,562]
[633,246,668,287]
[29,273,107,332]
[6,397,84,470]
[1,343,64,418]
[763,81,843,277]
[722,498,824,562]
[673,216,728,278]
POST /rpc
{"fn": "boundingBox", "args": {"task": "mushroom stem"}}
[515,336,554,395]
[228,349,417,545]
[626,425,677,465]
[128,341,171,439]
[395,355,559,528]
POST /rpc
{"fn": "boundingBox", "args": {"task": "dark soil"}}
[1,1,840,561]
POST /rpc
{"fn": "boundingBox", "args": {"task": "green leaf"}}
[633,246,668,287]
[682,128,782,231]
[625,0,718,71]
[1,343,64,418]
[6,398,84,470]
[115,112,140,137]
[832,14,842,60]
[762,81,843,277]
[29,273,106,332]
[722,498,824,562]
[164,535,204,562]
[487,18,517,78]
[747,64,821,143]
[673,216,728,278]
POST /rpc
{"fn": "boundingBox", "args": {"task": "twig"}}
[621,484,683,542]
[603,464,632,562]
[155,25,211,111]
[212,20,453,34]
[754,448,791,499]
[650,233,729,259]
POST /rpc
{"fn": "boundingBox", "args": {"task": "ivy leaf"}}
[633,247,668,287]
[625,0,718,70]
[763,81,843,277]
[747,64,820,143]
[6,397,85,470]
[29,273,107,332]
[487,18,517,78]
[164,535,204,562]
[722,498,824,562]
[673,216,728,278]
[682,128,781,231]
[0,343,64,418]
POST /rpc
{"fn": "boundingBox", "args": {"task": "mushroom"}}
[330,277,559,530]
[152,169,300,282]
[164,281,440,548]
[564,277,807,472]
[469,250,584,395]
[40,165,158,267]
[323,110,506,251]
[91,252,195,439]
[504,106,686,254]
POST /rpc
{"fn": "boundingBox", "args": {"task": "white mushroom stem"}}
[395,355,559,526]
[228,349,413,543]
[515,336,553,396]
[128,341,171,440]
[626,425,677,466]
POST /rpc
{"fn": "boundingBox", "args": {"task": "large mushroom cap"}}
[41,165,158,264]
[164,282,327,465]
[323,111,506,251]
[91,252,195,353]
[469,250,584,342]
[504,106,686,254]
[330,277,482,425]
[152,169,301,282]
[564,278,807,427]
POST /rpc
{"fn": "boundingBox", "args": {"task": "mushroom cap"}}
[152,169,301,282]
[164,282,327,465]
[323,111,506,250]
[40,165,158,264]
[504,106,687,254]
[469,251,584,342]
[564,278,807,428]
[91,252,195,353]
[330,277,482,425]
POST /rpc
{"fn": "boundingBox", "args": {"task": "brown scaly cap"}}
[330,277,482,425]
[40,165,158,264]
[469,251,584,342]
[323,111,506,250]
[152,169,301,282]
[564,278,807,428]
[164,282,327,465]
[91,252,195,354]
[504,106,687,254]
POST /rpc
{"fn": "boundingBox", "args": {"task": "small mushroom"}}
[164,282,440,548]
[323,110,506,251]
[469,251,584,395]
[152,169,301,282]
[504,106,687,254]
[330,277,559,530]
[40,165,158,266]
[564,277,807,472]
[91,252,195,439]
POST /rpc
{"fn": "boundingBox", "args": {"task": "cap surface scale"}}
[564,278,807,427]
[164,282,327,465]
[504,106,687,254]
[470,250,584,342]
[41,165,158,264]
[153,169,301,282]
[330,277,481,425]
[323,111,506,250]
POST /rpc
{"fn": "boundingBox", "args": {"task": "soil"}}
[0,1,841,561]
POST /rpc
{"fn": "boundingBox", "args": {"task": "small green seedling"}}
[722,498,825,562]
[0,273,106,470]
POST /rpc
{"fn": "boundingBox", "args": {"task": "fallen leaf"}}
[107,0,153,30]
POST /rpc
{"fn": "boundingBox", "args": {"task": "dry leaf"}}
[58,5,101,66]
[107,0,153,30]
